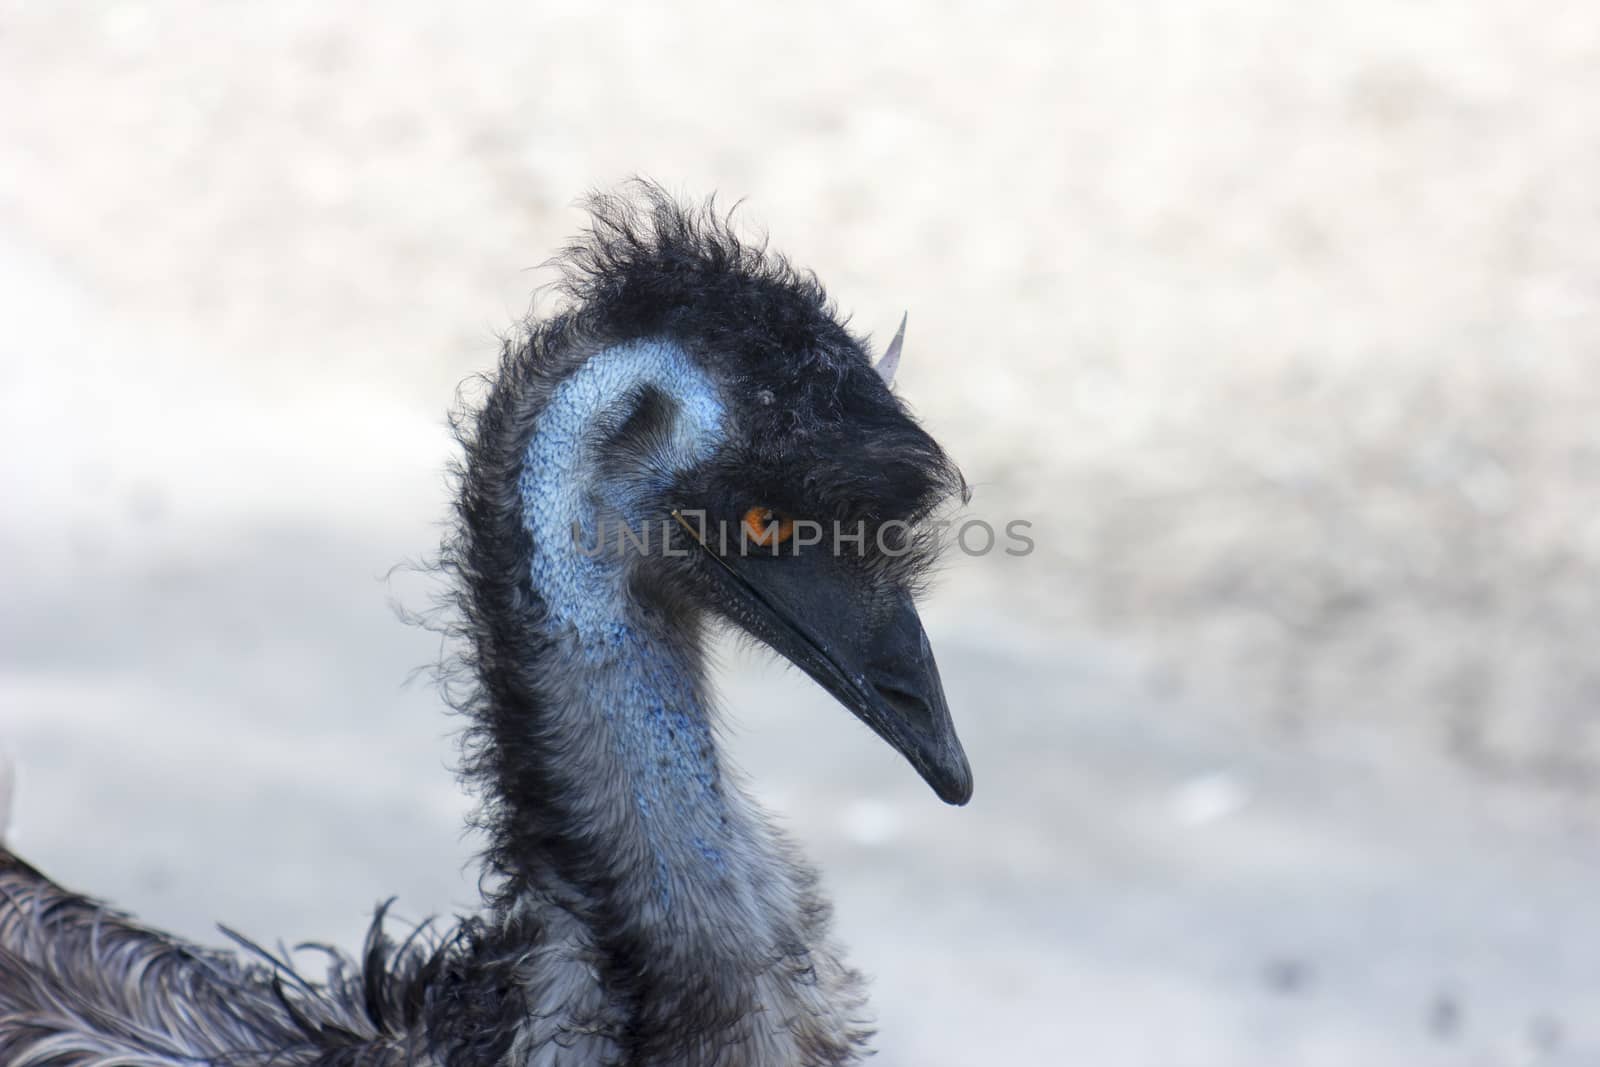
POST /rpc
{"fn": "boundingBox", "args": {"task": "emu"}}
[0,186,972,1067]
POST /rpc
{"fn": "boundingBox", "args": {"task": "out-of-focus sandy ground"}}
[3,3,1599,1064]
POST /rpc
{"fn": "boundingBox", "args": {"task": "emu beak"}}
[673,512,972,805]
[767,586,972,806]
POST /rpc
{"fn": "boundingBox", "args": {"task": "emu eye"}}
[742,506,794,547]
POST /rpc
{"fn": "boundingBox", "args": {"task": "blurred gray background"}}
[3,3,1599,1064]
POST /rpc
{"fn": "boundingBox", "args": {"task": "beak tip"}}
[931,754,974,806]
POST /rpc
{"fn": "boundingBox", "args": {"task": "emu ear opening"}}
[875,312,908,386]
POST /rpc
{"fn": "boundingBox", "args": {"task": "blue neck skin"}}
[517,340,730,907]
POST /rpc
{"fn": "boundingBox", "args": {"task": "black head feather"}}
[558,180,966,546]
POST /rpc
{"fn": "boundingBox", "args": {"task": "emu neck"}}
[483,340,866,1063]
[513,340,734,912]
[548,621,729,914]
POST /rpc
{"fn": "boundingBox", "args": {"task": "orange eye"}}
[742,506,794,546]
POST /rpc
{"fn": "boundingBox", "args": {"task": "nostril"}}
[868,678,931,720]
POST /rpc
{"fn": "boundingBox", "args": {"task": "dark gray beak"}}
[675,512,972,805]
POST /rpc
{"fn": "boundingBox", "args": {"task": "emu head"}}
[514,186,973,805]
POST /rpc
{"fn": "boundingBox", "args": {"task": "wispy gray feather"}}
[0,850,450,1067]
